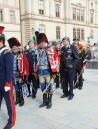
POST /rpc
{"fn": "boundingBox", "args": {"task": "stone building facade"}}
[1,0,98,46]
[20,0,98,46]
[0,0,21,47]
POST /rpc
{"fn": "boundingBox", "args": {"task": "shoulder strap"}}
[0,47,9,55]
[37,49,45,65]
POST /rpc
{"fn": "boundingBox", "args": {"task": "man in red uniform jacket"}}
[8,37,29,107]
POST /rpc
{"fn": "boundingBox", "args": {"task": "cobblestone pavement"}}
[0,69,98,129]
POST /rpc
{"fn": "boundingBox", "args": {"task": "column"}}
[31,0,34,14]
[63,0,66,19]
[88,0,90,24]
[49,0,52,17]
[24,0,28,13]
[64,0,70,19]
[3,0,7,5]
[95,2,97,25]
[27,0,31,13]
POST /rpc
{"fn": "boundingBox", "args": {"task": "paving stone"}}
[0,69,98,129]
[86,121,98,128]
[56,125,73,129]
[68,121,95,129]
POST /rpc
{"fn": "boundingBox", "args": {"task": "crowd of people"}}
[0,26,87,129]
[90,43,98,60]
[85,43,98,61]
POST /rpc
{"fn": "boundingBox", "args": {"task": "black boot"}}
[55,75,59,89]
[32,94,36,99]
[32,88,36,99]
[73,84,79,89]
[79,86,82,90]
[47,94,52,109]
[15,90,20,105]
[19,91,24,107]
[68,95,73,100]
[39,93,47,108]
[3,123,12,129]
[60,94,68,98]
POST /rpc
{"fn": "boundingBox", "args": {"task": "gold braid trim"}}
[78,48,83,54]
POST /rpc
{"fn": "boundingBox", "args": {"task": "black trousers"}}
[27,73,39,96]
[0,80,16,126]
[74,68,83,87]
[62,69,75,96]
[54,74,59,88]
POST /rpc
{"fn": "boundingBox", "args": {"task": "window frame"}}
[9,10,15,23]
[90,12,93,23]
[91,3,93,8]
[73,28,76,39]
[81,10,84,21]
[73,8,76,20]
[77,28,80,39]
[39,24,45,33]
[90,30,94,39]
[39,0,44,15]
[81,29,84,40]
[73,28,85,41]
[56,26,61,39]
[77,9,80,21]
[0,8,3,22]
[72,7,84,21]
[55,4,60,18]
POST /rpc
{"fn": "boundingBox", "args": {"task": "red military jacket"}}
[18,52,29,80]
[47,47,60,73]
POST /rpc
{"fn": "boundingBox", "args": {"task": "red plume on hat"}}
[79,44,83,49]
[8,37,21,48]
[0,26,5,34]
[0,26,5,38]
[36,33,49,44]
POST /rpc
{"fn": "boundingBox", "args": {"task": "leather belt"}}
[38,66,49,69]
[13,71,19,74]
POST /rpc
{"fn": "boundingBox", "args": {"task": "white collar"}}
[29,48,35,51]
[65,44,70,48]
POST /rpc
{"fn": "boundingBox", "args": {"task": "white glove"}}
[68,65,73,68]
[4,86,10,92]
[83,66,86,69]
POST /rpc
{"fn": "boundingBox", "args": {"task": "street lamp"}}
[87,31,93,43]
[90,31,93,39]
[87,37,90,43]
[31,27,34,34]
[31,26,40,34]
[31,26,40,43]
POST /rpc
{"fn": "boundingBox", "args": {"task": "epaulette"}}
[4,49,10,54]
[78,48,84,54]
[58,50,62,56]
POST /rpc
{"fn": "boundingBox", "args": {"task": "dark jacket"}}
[76,48,86,69]
[0,46,13,82]
[60,44,79,71]
[24,49,35,73]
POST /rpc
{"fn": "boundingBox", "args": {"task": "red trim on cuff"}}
[83,64,86,67]
[5,82,11,87]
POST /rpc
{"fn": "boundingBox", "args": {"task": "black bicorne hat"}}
[36,33,49,44]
